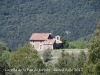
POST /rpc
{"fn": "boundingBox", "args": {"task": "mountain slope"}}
[0,0,100,49]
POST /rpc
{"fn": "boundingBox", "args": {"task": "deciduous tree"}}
[9,44,45,75]
[62,39,69,49]
[0,41,11,75]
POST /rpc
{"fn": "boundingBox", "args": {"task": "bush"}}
[42,48,52,62]
[62,39,69,49]
[69,39,87,49]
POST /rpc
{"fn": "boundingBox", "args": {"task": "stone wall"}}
[30,40,54,51]
[30,40,44,51]
[44,44,53,50]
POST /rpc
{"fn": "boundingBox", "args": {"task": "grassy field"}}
[38,49,88,63]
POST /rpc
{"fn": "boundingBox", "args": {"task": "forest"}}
[0,0,100,49]
[0,23,100,75]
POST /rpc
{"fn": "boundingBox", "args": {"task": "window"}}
[57,37,59,40]
[40,45,42,49]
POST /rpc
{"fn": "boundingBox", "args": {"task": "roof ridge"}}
[32,33,51,34]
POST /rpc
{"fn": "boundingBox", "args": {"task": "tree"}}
[42,48,52,62]
[62,39,69,49]
[0,41,11,75]
[55,50,75,75]
[55,50,87,75]
[74,51,86,75]
[9,44,45,75]
[83,23,100,75]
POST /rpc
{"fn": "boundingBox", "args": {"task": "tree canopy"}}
[0,41,11,75]
[9,44,45,75]
[83,23,100,75]
[0,0,100,50]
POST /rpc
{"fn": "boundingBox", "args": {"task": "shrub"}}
[42,48,52,62]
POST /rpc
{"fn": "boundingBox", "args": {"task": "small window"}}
[57,37,59,40]
[40,45,42,49]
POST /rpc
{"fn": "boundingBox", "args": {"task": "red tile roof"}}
[30,33,51,40]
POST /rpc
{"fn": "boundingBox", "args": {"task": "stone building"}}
[29,33,62,51]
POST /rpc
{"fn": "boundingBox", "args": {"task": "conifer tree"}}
[83,23,100,75]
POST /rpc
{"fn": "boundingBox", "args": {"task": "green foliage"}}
[0,41,11,53]
[0,0,100,50]
[62,39,69,49]
[74,51,86,75]
[0,41,11,75]
[42,48,52,62]
[76,51,86,67]
[55,50,74,69]
[9,44,45,75]
[69,39,88,49]
[55,50,86,75]
[0,59,8,75]
[83,23,100,75]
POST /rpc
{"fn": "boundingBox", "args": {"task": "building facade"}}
[29,33,62,51]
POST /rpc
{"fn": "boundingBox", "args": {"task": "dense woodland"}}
[0,23,100,75]
[0,0,100,49]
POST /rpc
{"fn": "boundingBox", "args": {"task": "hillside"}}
[0,0,100,49]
